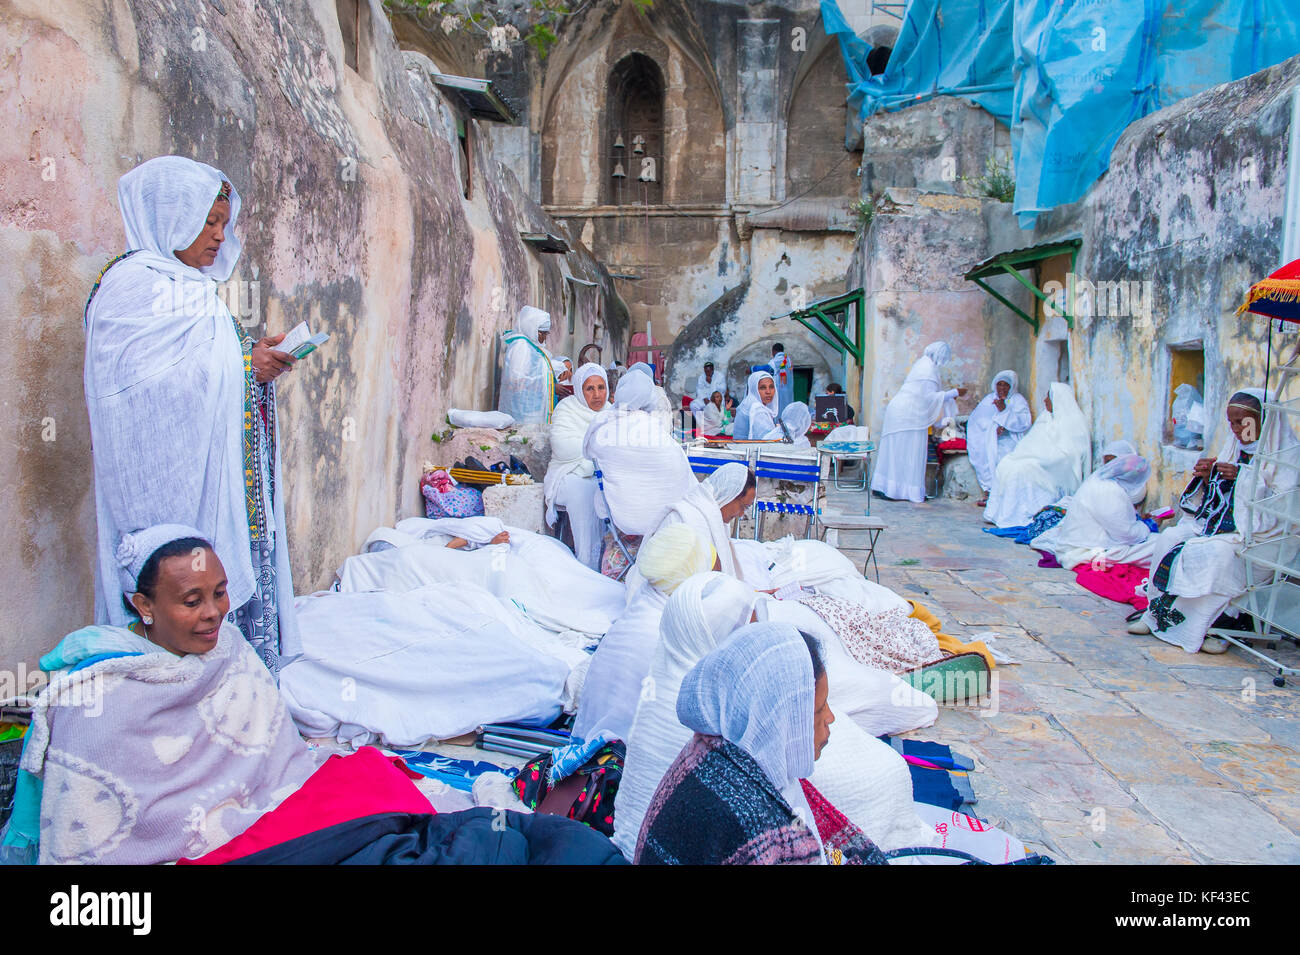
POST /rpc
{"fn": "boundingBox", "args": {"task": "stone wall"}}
[0,0,623,669]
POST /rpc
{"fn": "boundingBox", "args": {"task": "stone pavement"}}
[828,487,1300,865]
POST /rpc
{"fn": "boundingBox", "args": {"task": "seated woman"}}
[633,462,755,587]
[691,389,727,436]
[967,370,1033,507]
[543,363,610,569]
[733,370,780,440]
[984,383,1091,529]
[763,401,814,447]
[636,624,873,865]
[7,525,319,864]
[871,342,964,503]
[1133,390,1299,653]
[616,573,940,862]
[498,306,558,425]
[571,525,716,745]
[1030,453,1154,570]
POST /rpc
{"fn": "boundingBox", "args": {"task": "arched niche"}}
[785,39,861,199]
[605,52,666,206]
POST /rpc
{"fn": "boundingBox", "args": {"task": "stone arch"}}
[605,52,665,205]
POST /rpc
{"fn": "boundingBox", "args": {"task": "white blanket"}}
[571,585,669,743]
[985,382,1091,528]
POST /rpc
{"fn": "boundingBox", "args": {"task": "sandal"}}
[976,497,988,507]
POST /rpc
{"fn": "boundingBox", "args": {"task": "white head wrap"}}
[628,362,654,379]
[991,369,1018,393]
[118,156,243,281]
[768,401,812,443]
[675,622,817,792]
[923,341,952,368]
[116,523,210,594]
[613,371,656,411]
[515,306,551,343]
[1101,439,1136,460]
[1090,453,1151,504]
[574,362,609,411]
[702,462,751,507]
[637,524,716,596]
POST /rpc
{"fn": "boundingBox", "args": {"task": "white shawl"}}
[84,158,271,629]
[734,370,780,440]
[966,370,1032,490]
[543,364,607,524]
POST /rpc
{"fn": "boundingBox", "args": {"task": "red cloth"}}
[936,438,967,453]
[181,746,432,865]
[1074,561,1149,611]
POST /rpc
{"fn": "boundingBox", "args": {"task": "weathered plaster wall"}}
[1034,54,1300,506]
[0,0,622,669]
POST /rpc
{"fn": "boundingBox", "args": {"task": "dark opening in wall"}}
[867,45,892,76]
[1167,341,1206,448]
[337,0,360,72]
[456,115,472,199]
[606,52,665,206]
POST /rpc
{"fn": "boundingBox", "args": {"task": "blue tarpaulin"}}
[823,0,1300,226]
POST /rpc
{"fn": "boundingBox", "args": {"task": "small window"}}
[456,116,471,199]
[1167,342,1206,448]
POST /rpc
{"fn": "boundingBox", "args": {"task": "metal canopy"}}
[431,73,517,124]
[773,288,866,367]
[963,238,1081,333]
[520,231,570,253]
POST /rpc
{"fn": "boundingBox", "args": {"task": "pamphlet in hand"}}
[277,321,330,360]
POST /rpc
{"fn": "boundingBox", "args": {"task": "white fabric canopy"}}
[870,342,959,502]
[966,370,1033,492]
[734,370,780,440]
[984,382,1092,528]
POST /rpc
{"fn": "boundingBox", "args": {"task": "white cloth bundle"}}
[966,370,1033,492]
[985,382,1092,528]
[448,408,516,430]
[282,585,571,746]
[363,516,507,552]
[583,408,695,535]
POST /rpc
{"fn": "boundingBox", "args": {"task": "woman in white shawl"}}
[1030,453,1155,570]
[571,524,716,744]
[1133,390,1300,653]
[763,401,814,447]
[966,370,1033,505]
[543,363,608,569]
[83,156,298,675]
[498,305,556,426]
[692,389,727,435]
[984,383,1092,529]
[734,370,781,440]
[871,342,964,502]
[638,462,755,587]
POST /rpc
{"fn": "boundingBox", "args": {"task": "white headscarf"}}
[573,362,608,411]
[1217,388,1300,539]
[613,370,655,411]
[765,401,813,445]
[676,622,816,793]
[116,523,209,595]
[966,370,1031,490]
[117,155,243,281]
[612,572,759,858]
[735,370,780,439]
[627,362,654,379]
[515,306,551,344]
[636,524,716,596]
[703,462,750,507]
[923,341,952,368]
[1090,453,1151,505]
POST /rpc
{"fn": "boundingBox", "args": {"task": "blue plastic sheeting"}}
[824,0,1300,226]
[822,0,1015,124]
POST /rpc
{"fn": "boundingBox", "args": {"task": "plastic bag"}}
[1171,384,1204,449]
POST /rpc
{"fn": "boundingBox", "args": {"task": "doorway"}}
[794,367,813,404]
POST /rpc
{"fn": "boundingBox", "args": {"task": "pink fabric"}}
[181,746,432,865]
[1074,561,1149,611]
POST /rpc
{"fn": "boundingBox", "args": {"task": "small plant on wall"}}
[851,194,880,236]
[963,155,1015,203]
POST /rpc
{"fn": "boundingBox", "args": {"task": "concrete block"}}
[483,483,545,534]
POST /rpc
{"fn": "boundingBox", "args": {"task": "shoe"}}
[976,498,988,507]
[1201,636,1230,654]
[508,455,531,476]
[464,455,489,473]
[1126,620,1151,635]
[1124,608,1145,623]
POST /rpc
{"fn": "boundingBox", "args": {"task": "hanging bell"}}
[613,134,625,149]
[612,161,626,178]
[632,134,645,155]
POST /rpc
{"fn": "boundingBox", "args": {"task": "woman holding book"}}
[83,155,300,677]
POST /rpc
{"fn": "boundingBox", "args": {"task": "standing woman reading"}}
[83,156,300,675]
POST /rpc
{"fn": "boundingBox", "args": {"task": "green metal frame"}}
[964,239,1082,333]
[774,288,867,367]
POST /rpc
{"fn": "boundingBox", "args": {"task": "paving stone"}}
[1122,690,1271,743]
[1085,667,1187,693]
[1186,742,1300,795]
[1168,665,1270,690]
[971,714,1096,766]
[973,632,1065,663]
[1142,644,1257,668]
[1251,792,1300,836]
[1021,682,1137,717]
[1130,783,1300,863]
[1036,634,1153,668]
[1006,662,1094,686]
[1039,807,1199,865]
[1053,714,1234,788]
[986,759,1137,818]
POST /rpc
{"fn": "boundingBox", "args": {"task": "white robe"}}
[1030,475,1153,570]
[966,374,1032,492]
[985,383,1092,528]
[544,393,603,569]
[571,585,669,743]
[694,371,727,403]
[871,353,959,502]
